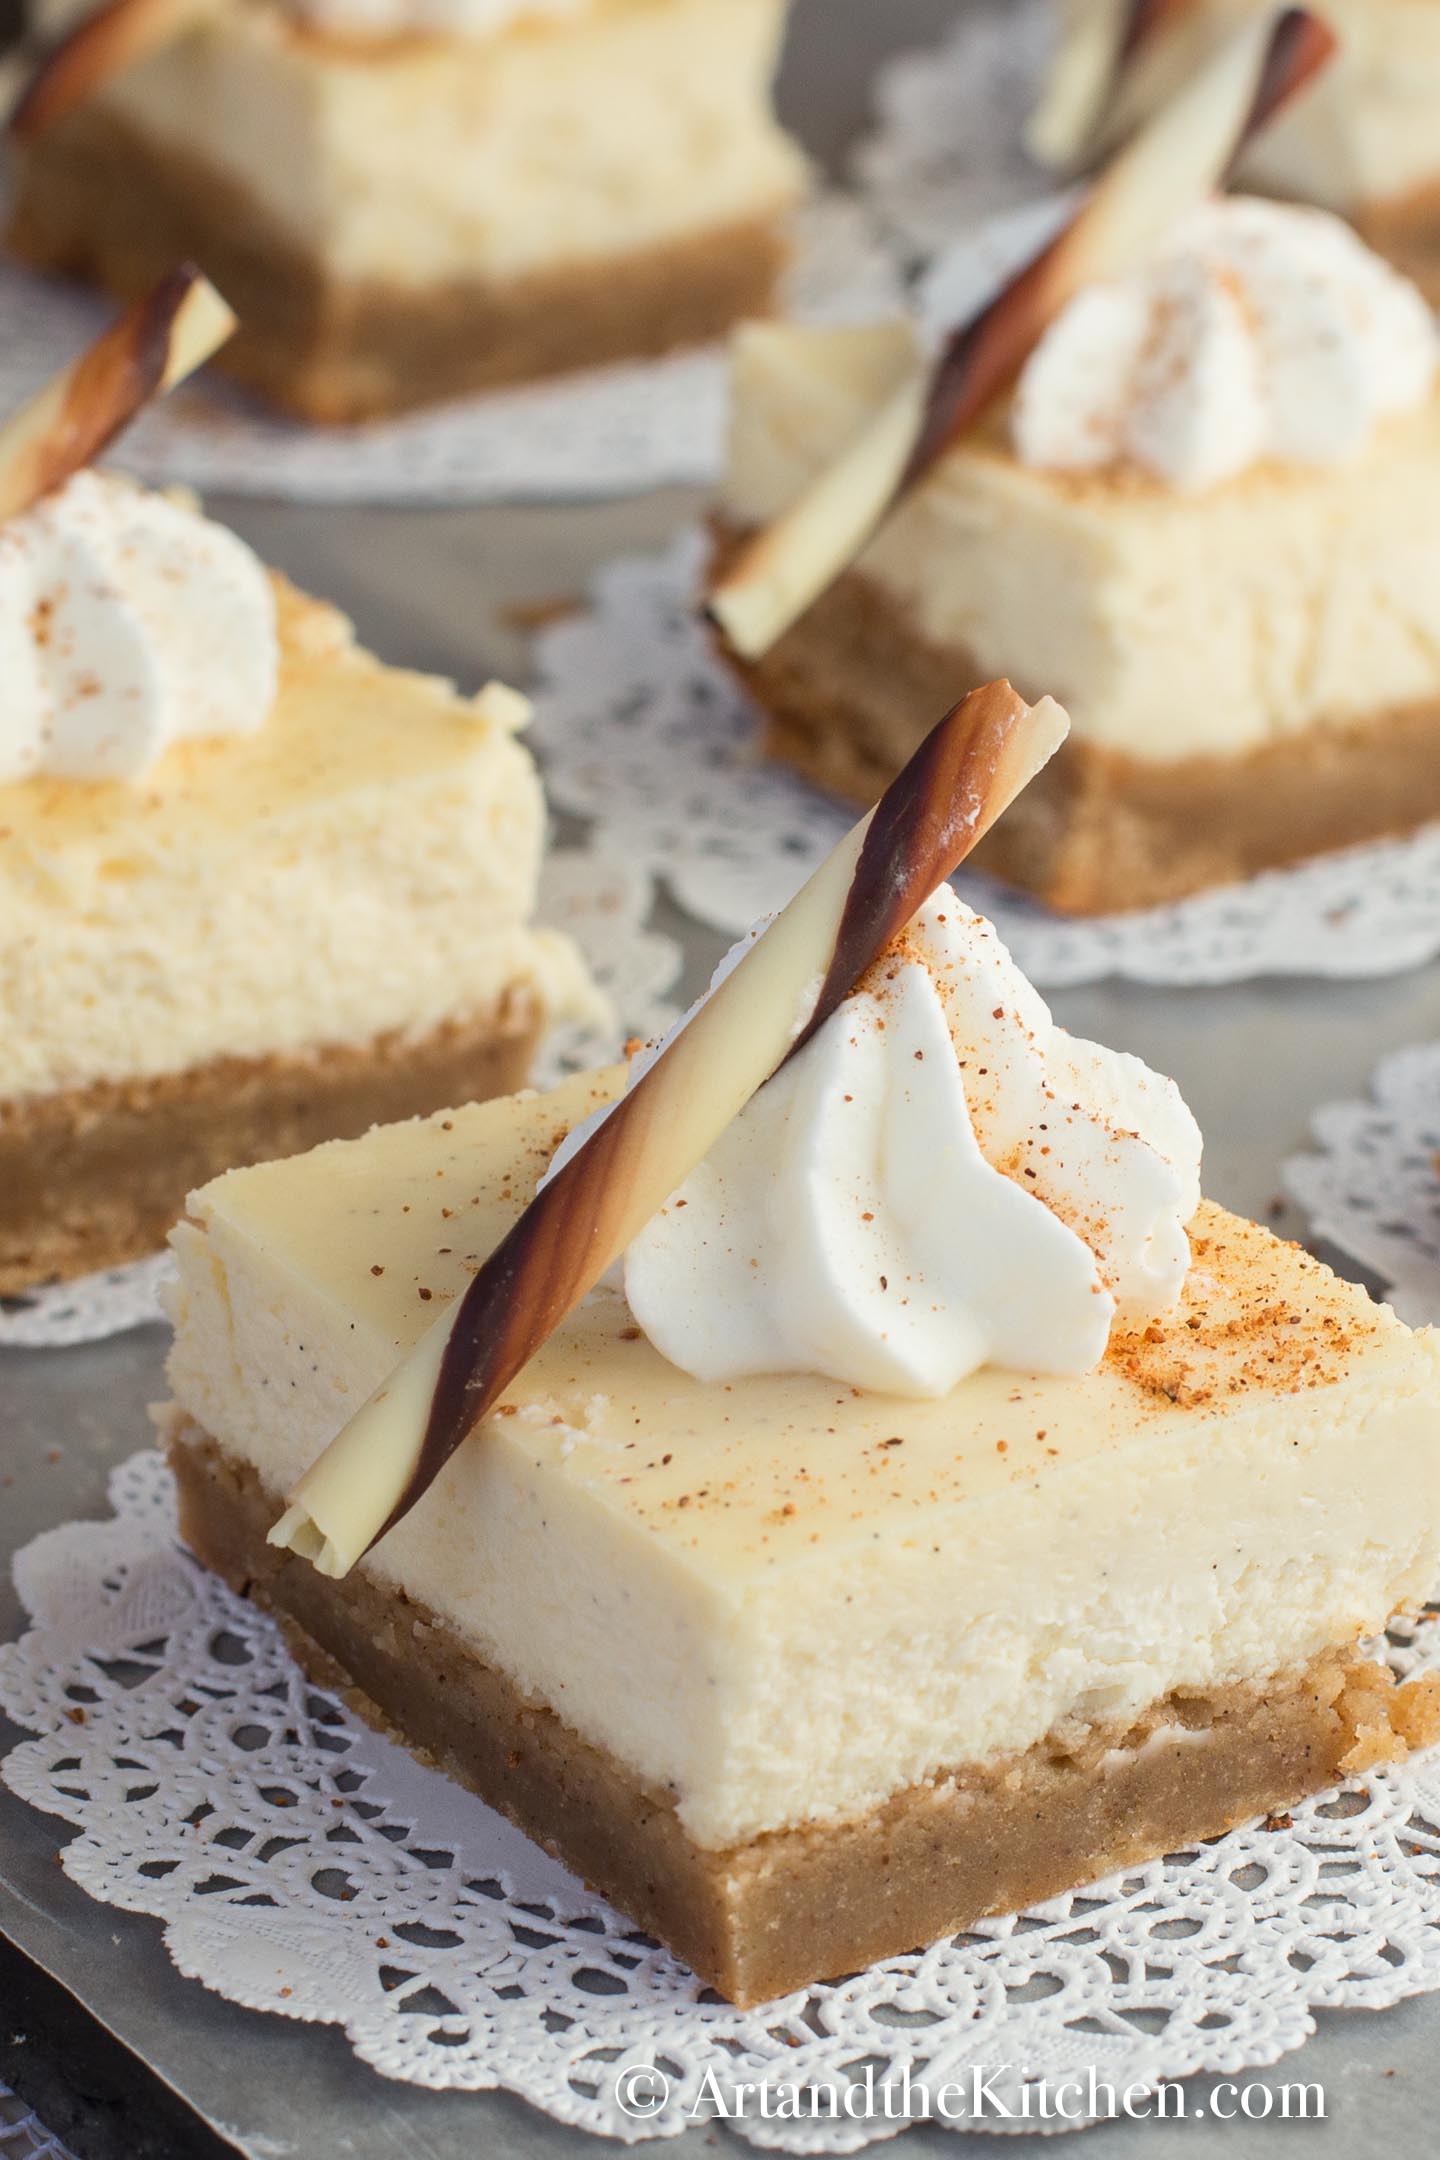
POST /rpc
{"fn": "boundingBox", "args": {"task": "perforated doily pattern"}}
[529,529,1440,990]
[0,199,901,505]
[0,845,681,1350]
[1285,1043,1440,1329]
[853,0,1054,262]
[4,1451,1440,2143]
[0,2094,78,2160]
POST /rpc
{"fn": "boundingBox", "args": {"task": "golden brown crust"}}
[8,109,792,422]
[168,1417,1437,2007]
[0,1000,539,1295]
[708,520,1440,916]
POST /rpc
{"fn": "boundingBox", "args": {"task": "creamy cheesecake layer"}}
[83,0,805,289]
[1,579,594,1101]
[165,1070,1440,1853]
[722,322,1440,765]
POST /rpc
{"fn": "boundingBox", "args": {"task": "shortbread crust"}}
[0,1001,538,1295]
[9,109,792,421]
[711,526,1440,915]
[168,1420,1440,2007]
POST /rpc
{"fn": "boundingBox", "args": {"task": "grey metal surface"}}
[5,1,1440,2151]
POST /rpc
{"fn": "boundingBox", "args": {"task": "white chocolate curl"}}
[0,266,235,528]
[269,684,1070,1577]
[1027,0,1208,173]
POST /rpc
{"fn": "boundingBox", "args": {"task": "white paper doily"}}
[0,197,901,504]
[0,1252,176,1353]
[5,1448,1440,2143]
[530,529,1440,990]
[854,0,1053,263]
[1285,1043,1440,1329]
[0,843,681,1351]
[0,2093,78,2160]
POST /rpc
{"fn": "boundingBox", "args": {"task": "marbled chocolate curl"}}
[269,681,1070,1579]
[709,6,1336,661]
[0,266,235,526]
[9,0,215,141]
[1028,0,1203,172]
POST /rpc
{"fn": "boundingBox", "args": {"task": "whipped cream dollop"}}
[1012,196,1438,492]
[287,0,585,37]
[598,900,1202,1398]
[0,470,278,786]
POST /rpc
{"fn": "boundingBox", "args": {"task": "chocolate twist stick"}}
[9,0,217,142]
[1028,0,1203,172]
[0,265,235,526]
[269,680,1070,1578]
[708,5,1336,662]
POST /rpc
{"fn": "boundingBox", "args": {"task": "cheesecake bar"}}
[8,0,807,422]
[1035,0,1440,303]
[714,197,1440,915]
[164,1036,1440,2003]
[1,487,596,1292]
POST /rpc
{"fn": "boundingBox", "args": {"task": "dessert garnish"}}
[269,678,1069,1576]
[707,4,1336,661]
[623,892,1201,1396]
[0,266,280,787]
[1120,0,1193,63]
[0,264,234,526]
[1028,0,1202,172]
[9,0,217,143]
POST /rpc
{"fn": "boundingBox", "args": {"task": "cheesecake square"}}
[163,1065,1440,2006]
[716,319,1440,915]
[1,569,596,1293]
[9,0,807,422]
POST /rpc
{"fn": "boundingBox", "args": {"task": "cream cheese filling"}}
[722,321,1440,763]
[164,1073,1440,1852]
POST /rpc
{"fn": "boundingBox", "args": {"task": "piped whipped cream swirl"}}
[601,900,1202,1398]
[1012,196,1438,492]
[0,470,278,785]
[287,0,585,38]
